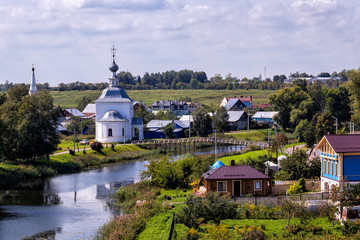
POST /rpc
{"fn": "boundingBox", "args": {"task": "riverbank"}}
[0,145,151,189]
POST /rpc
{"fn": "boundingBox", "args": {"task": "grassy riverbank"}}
[0,145,151,189]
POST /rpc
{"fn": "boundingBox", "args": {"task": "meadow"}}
[50,89,276,108]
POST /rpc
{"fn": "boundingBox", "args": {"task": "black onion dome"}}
[109,60,119,73]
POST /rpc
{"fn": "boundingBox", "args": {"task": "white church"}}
[95,47,144,143]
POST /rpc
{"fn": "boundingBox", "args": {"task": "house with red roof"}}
[202,165,272,197]
[315,135,360,192]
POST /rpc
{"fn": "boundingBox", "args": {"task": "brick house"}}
[202,165,272,197]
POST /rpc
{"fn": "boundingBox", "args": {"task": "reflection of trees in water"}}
[0,190,60,205]
[0,207,19,220]
[96,180,134,217]
[22,227,62,240]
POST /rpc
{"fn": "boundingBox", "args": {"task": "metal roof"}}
[95,87,133,103]
[203,165,271,180]
[252,111,278,119]
[225,99,242,110]
[323,135,360,153]
[98,110,126,122]
[146,120,187,129]
[227,111,246,122]
[65,108,86,117]
[82,104,95,113]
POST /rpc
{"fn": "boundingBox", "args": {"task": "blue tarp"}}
[210,161,225,169]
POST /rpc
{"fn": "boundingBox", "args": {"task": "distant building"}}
[315,135,360,192]
[220,96,252,109]
[227,111,248,130]
[83,103,96,118]
[29,65,38,95]
[223,99,247,111]
[151,100,189,116]
[186,102,202,113]
[64,108,86,119]
[252,103,271,110]
[145,120,187,139]
[202,165,272,197]
[252,111,278,125]
[133,101,151,113]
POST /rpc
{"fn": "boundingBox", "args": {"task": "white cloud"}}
[0,0,359,85]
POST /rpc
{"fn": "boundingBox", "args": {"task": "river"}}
[0,145,244,240]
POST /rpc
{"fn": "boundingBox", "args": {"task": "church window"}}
[122,128,124,136]
[108,128,113,137]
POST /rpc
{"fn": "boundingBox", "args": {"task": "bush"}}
[288,182,303,194]
[69,149,75,155]
[287,224,302,235]
[176,192,237,228]
[341,220,360,236]
[298,178,306,192]
[306,225,323,235]
[91,141,103,152]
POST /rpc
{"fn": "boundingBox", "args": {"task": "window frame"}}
[254,180,262,191]
[108,128,113,137]
[217,181,227,192]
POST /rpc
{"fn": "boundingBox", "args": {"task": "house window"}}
[108,128,113,137]
[254,181,262,190]
[217,181,227,192]
[122,128,124,136]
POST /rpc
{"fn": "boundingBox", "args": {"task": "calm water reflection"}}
[0,145,244,239]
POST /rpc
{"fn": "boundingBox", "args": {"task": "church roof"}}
[95,87,133,103]
[98,110,126,122]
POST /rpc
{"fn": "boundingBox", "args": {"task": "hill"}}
[50,89,276,108]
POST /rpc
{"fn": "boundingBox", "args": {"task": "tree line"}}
[0,69,349,92]
[269,67,360,147]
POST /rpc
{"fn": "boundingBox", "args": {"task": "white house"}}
[95,47,143,143]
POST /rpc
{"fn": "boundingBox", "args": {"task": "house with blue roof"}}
[145,120,188,139]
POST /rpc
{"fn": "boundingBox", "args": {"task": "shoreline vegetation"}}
[0,140,244,190]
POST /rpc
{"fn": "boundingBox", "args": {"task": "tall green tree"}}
[348,67,360,124]
[281,150,309,180]
[315,111,336,141]
[0,90,60,161]
[213,107,229,133]
[17,91,60,160]
[324,86,351,123]
[164,123,175,138]
[269,86,313,130]
[193,108,212,137]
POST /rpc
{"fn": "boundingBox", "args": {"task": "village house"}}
[186,102,202,113]
[83,103,96,118]
[202,165,272,197]
[315,135,360,192]
[63,108,86,119]
[151,100,189,116]
[220,96,253,109]
[252,111,278,126]
[144,120,188,139]
[227,111,248,130]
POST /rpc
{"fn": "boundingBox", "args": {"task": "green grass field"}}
[50,89,276,108]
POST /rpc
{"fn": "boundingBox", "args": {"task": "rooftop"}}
[202,165,271,180]
[325,135,360,153]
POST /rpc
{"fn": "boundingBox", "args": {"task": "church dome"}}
[109,60,119,73]
[98,110,126,122]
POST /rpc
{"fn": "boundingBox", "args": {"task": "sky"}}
[0,0,360,86]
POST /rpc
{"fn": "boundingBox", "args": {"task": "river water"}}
[0,145,244,240]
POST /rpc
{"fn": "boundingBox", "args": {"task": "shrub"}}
[305,225,323,235]
[287,224,302,235]
[187,228,200,240]
[176,192,237,228]
[91,141,103,152]
[288,182,303,194]
[341,220,360,236]
[298,178,306,192]
[69,149,75,155]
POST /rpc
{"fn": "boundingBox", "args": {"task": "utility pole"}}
[73,123,76,151]
[189,115,191,138]
[215,129,217,162]
[247,108,249,132]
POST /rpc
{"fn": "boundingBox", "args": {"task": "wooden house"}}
[315,135,360,192]
[202,165,272,197]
